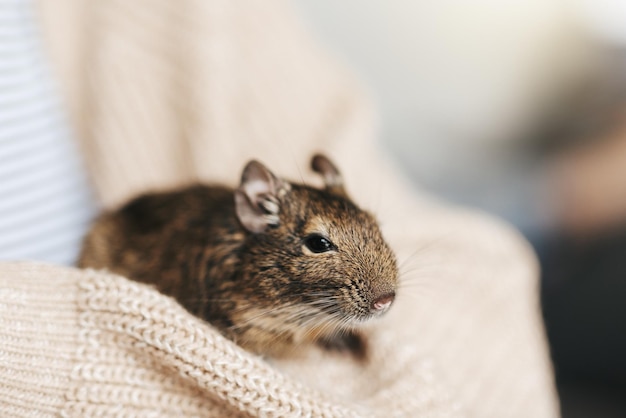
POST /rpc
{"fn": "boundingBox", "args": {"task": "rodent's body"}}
[80,186,247,334]
[79,156,398,358]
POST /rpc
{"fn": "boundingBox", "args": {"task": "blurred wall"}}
[292,0,621,236]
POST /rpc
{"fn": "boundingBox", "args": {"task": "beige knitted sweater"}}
[0,0,559,416]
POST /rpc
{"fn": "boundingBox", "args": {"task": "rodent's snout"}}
[371,292,395,313]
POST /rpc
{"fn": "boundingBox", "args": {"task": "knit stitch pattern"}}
[0,262,462,417]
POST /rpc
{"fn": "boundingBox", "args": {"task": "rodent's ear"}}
[234,160,286,233]
[311,154,346,196]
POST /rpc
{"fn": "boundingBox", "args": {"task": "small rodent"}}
[79,154,398,358]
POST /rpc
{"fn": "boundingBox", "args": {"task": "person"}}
[0,0,558,416]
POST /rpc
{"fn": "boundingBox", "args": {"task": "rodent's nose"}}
[371,292,395,312]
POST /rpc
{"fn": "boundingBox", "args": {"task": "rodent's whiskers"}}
[394,288,422,303]
[300,313,342,343]
[396,236,451,301]
[396,273,443,303]
[229,298,345,346]
[227,301,322,332]
[182,297,243,304]
[397,237,447,273]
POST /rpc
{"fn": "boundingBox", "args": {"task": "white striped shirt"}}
[0,0,97,265]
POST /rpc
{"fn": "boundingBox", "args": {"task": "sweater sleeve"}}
[0,262,461,417]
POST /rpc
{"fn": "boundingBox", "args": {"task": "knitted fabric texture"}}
[0,262,461,417]
[0,0,559,416]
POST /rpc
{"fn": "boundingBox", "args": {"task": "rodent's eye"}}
[303,234,336,254]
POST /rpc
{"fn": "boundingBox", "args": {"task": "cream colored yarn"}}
[0,0,560,416]
[0,262,458,417]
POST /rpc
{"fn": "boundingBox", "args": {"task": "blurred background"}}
[293,0,626,417]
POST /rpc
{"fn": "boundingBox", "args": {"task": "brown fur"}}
[78,155,398,358]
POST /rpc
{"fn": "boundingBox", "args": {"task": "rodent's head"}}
[233,155,398,341]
